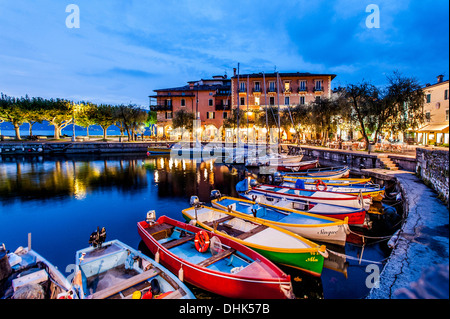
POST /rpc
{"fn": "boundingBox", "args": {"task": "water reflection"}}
[0,156,148,205]
[0,155,241,207]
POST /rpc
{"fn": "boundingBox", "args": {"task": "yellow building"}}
[417,75,449,145]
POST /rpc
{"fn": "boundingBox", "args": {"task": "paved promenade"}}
[366,169,449,299]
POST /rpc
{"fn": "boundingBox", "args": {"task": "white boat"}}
[0,235,74,299]
[211,195,350,246]
[72,239,196,299]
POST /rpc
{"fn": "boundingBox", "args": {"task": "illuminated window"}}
[255,96,260,106]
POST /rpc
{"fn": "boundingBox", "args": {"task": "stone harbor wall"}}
[416,147,449,206]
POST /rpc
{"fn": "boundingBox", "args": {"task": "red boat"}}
[137,215,295,299]
[277,159,319,172]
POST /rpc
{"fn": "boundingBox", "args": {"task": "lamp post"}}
[71,103,76,142]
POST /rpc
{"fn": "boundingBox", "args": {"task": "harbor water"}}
[0,153,399,299]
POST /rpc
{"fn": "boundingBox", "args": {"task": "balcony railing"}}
[298,87,308,93]
[313,87,324,92]
[150,105,173,111]
[215,104,231,111]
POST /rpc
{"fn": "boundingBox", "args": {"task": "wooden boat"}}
[277,159,319,172]
[282,176,372,186]
[137,215,295,299]
[0,234,74,299]
[245,153,304,168]
[211,195,349,246]
[72,239,195,299]
[147,143,173,155]
[246,184,372,210]
[182,202,328,277]
[283,166,350,179]
[240,190,368,227]
[282,179,385,201]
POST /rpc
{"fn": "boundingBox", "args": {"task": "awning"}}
[418,124,449,133]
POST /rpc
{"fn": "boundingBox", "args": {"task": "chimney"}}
[437,74,444,83]
[233,68,237,76]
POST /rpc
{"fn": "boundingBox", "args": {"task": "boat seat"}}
[236,224,268,240]
[161,235,195,250]
[88,268,161,299]
[196,248,236,267]
[146,223,175,240]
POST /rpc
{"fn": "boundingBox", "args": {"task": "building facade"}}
[229,71,336,142]
[149,75,231,140]
[149,70,336,141]
[417,75,449,145]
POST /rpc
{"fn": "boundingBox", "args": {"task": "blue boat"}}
[72,239,196,299]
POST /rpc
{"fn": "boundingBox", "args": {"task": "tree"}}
[0,94,28,140]
[41,98,74,139]
[344,71,425,149]
[172,109,195,140]
[91,104,115,140]
[75,102,98,137]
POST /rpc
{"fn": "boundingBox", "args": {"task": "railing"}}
[215,104,231,111]
[298,87,308,93]
[150,105,173,111]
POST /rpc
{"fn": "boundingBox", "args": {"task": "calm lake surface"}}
[0,153,394,299]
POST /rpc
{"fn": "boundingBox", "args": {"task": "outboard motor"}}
[273,172,283,185]
[190,196,201,207]
[0,243,12,281]
[249,179,258,188]
[146,210,156,224]
[210,190,222,200]
[89,227,107,248]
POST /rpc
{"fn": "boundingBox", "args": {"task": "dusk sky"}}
[0,0,448,108]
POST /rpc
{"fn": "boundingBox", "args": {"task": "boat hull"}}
[137,217,294,299]
[211,198,349,246]
[181,207,326,277]
[241,192,367,226]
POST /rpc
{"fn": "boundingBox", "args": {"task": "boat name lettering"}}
[319,229,339,236]
[306,256,318,262]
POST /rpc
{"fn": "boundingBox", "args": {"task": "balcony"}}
[267,88,277,94]
[298,87,308,93]
[313,87,324,93]
[283,88,292,94]
[215,103,231,111]
[150,104,173,111]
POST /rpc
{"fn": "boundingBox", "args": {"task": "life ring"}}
[194,231,210,253]
[315,180,327,191]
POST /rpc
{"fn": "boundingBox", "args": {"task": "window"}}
[240,82,246,92]
[426,94,431,103]
[166,112,173,119]
[269,81,275,92]
[300,96,305,105]
[181,99,185,107]
[284,96,290,105]
[314,80,323,91]
[255,96,260,106]
[284,81,290,92]
[165,99,172,106]
[240,97,245,106]
[269,96,275,106]
[445,89,448,100]
[207,112,215,119]
[446,109,449,121]
[254,81,261,92]
[209,99,213,106]
[425,112,431,122]
[299,80,307,90]
[315,96,321,102]
[223,112,228,119]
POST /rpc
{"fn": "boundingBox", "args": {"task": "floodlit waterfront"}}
[0,154,395,299]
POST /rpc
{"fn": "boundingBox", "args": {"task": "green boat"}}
[182,202,328,277]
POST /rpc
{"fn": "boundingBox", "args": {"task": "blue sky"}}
[0,0,448,107]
